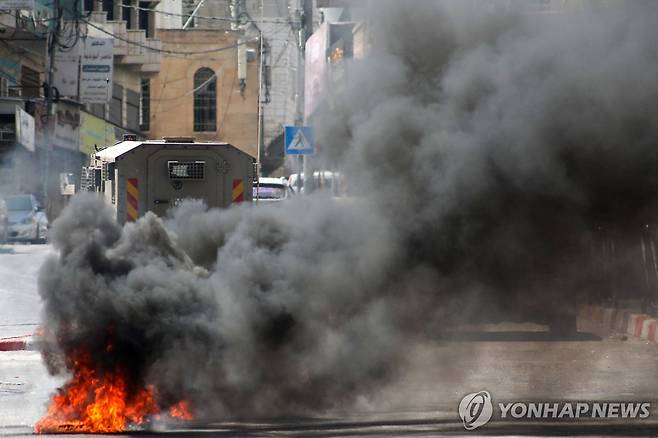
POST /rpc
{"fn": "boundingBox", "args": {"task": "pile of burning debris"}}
[35,342,192,433]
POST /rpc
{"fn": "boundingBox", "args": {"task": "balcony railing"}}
[84,11,160,73]
[124,30,161,72]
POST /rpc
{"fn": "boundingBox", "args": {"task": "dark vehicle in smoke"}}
[4,194,48,244]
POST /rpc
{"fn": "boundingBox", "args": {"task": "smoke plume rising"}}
[39,0,658,419]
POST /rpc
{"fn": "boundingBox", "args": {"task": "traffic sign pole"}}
[297,156,303,194]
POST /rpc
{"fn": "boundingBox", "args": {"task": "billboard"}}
[80,38,113,103]
[0,0,34,10]
[53,43,81,98]
[35,101,81,152]
[53,102,80,151]
[15,106,35,152]
[304,22,328,121]
[79,111,117,155]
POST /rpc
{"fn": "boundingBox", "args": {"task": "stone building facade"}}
[146,29,260,157]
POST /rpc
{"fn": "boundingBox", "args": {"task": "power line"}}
[150,69,219,102]
[0,38,47,68]
[160,19,292,60]
[0,66,20,84]
[0,10,51,38]
[117,2,294,25]
[2,6,289,58]
[0,8,83,51]
[217,62,236,134]
[81,17,258,55]
[148,23,293,108]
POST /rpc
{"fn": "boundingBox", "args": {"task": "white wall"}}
[156,0,184,29]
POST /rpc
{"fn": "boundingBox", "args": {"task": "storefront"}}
[79,111,118,155]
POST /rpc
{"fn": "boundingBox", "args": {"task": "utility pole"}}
[294,0,309,194]
[44,0,60,216]
[256,0,263,200]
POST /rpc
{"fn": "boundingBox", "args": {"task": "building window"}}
[102,0,114,20]
[193,68,216,132]
[126,88,139,131]
[20,66,40,98]
[110,83,123,126]
[139,79,150,131]
[138,1,153,37]
[122,0,131,27]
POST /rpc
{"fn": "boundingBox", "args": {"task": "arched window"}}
[193,68,217,132]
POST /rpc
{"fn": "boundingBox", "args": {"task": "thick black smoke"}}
[38,0,658,419]
[39,194,405,416]
[318,0,658,317]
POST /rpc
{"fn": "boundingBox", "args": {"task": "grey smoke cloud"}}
[38,0,658,419]
[320,0,658,312]
[40,194,403,417]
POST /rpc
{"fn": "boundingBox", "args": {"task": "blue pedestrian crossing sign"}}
[284,126,314,155]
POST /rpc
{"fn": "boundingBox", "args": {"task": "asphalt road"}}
[2,243,658,436]
[0,243,52,339]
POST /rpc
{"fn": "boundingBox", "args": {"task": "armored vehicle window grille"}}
[168,161,205,180]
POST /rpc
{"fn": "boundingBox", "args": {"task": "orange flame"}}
[169,400,193,420]
[35,351,192,433]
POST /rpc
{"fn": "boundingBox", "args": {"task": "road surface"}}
[0,244,65,435]
[2,243,658,435]
[0,243,52,339]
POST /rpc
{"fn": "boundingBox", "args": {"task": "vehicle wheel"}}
[37,225,48,244]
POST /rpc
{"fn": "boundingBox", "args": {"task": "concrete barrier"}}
[0,335,34,351]
[641,318,658,342]
[580,305,658,344]
[628,313,649,338]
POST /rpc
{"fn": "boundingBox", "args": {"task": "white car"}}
[287,171,345,195]
[4,194,48,243]
[287,173,304,194]
[253,177,294,203]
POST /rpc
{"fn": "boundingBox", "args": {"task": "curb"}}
[0,335,36,351]
[580,304,658,343]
